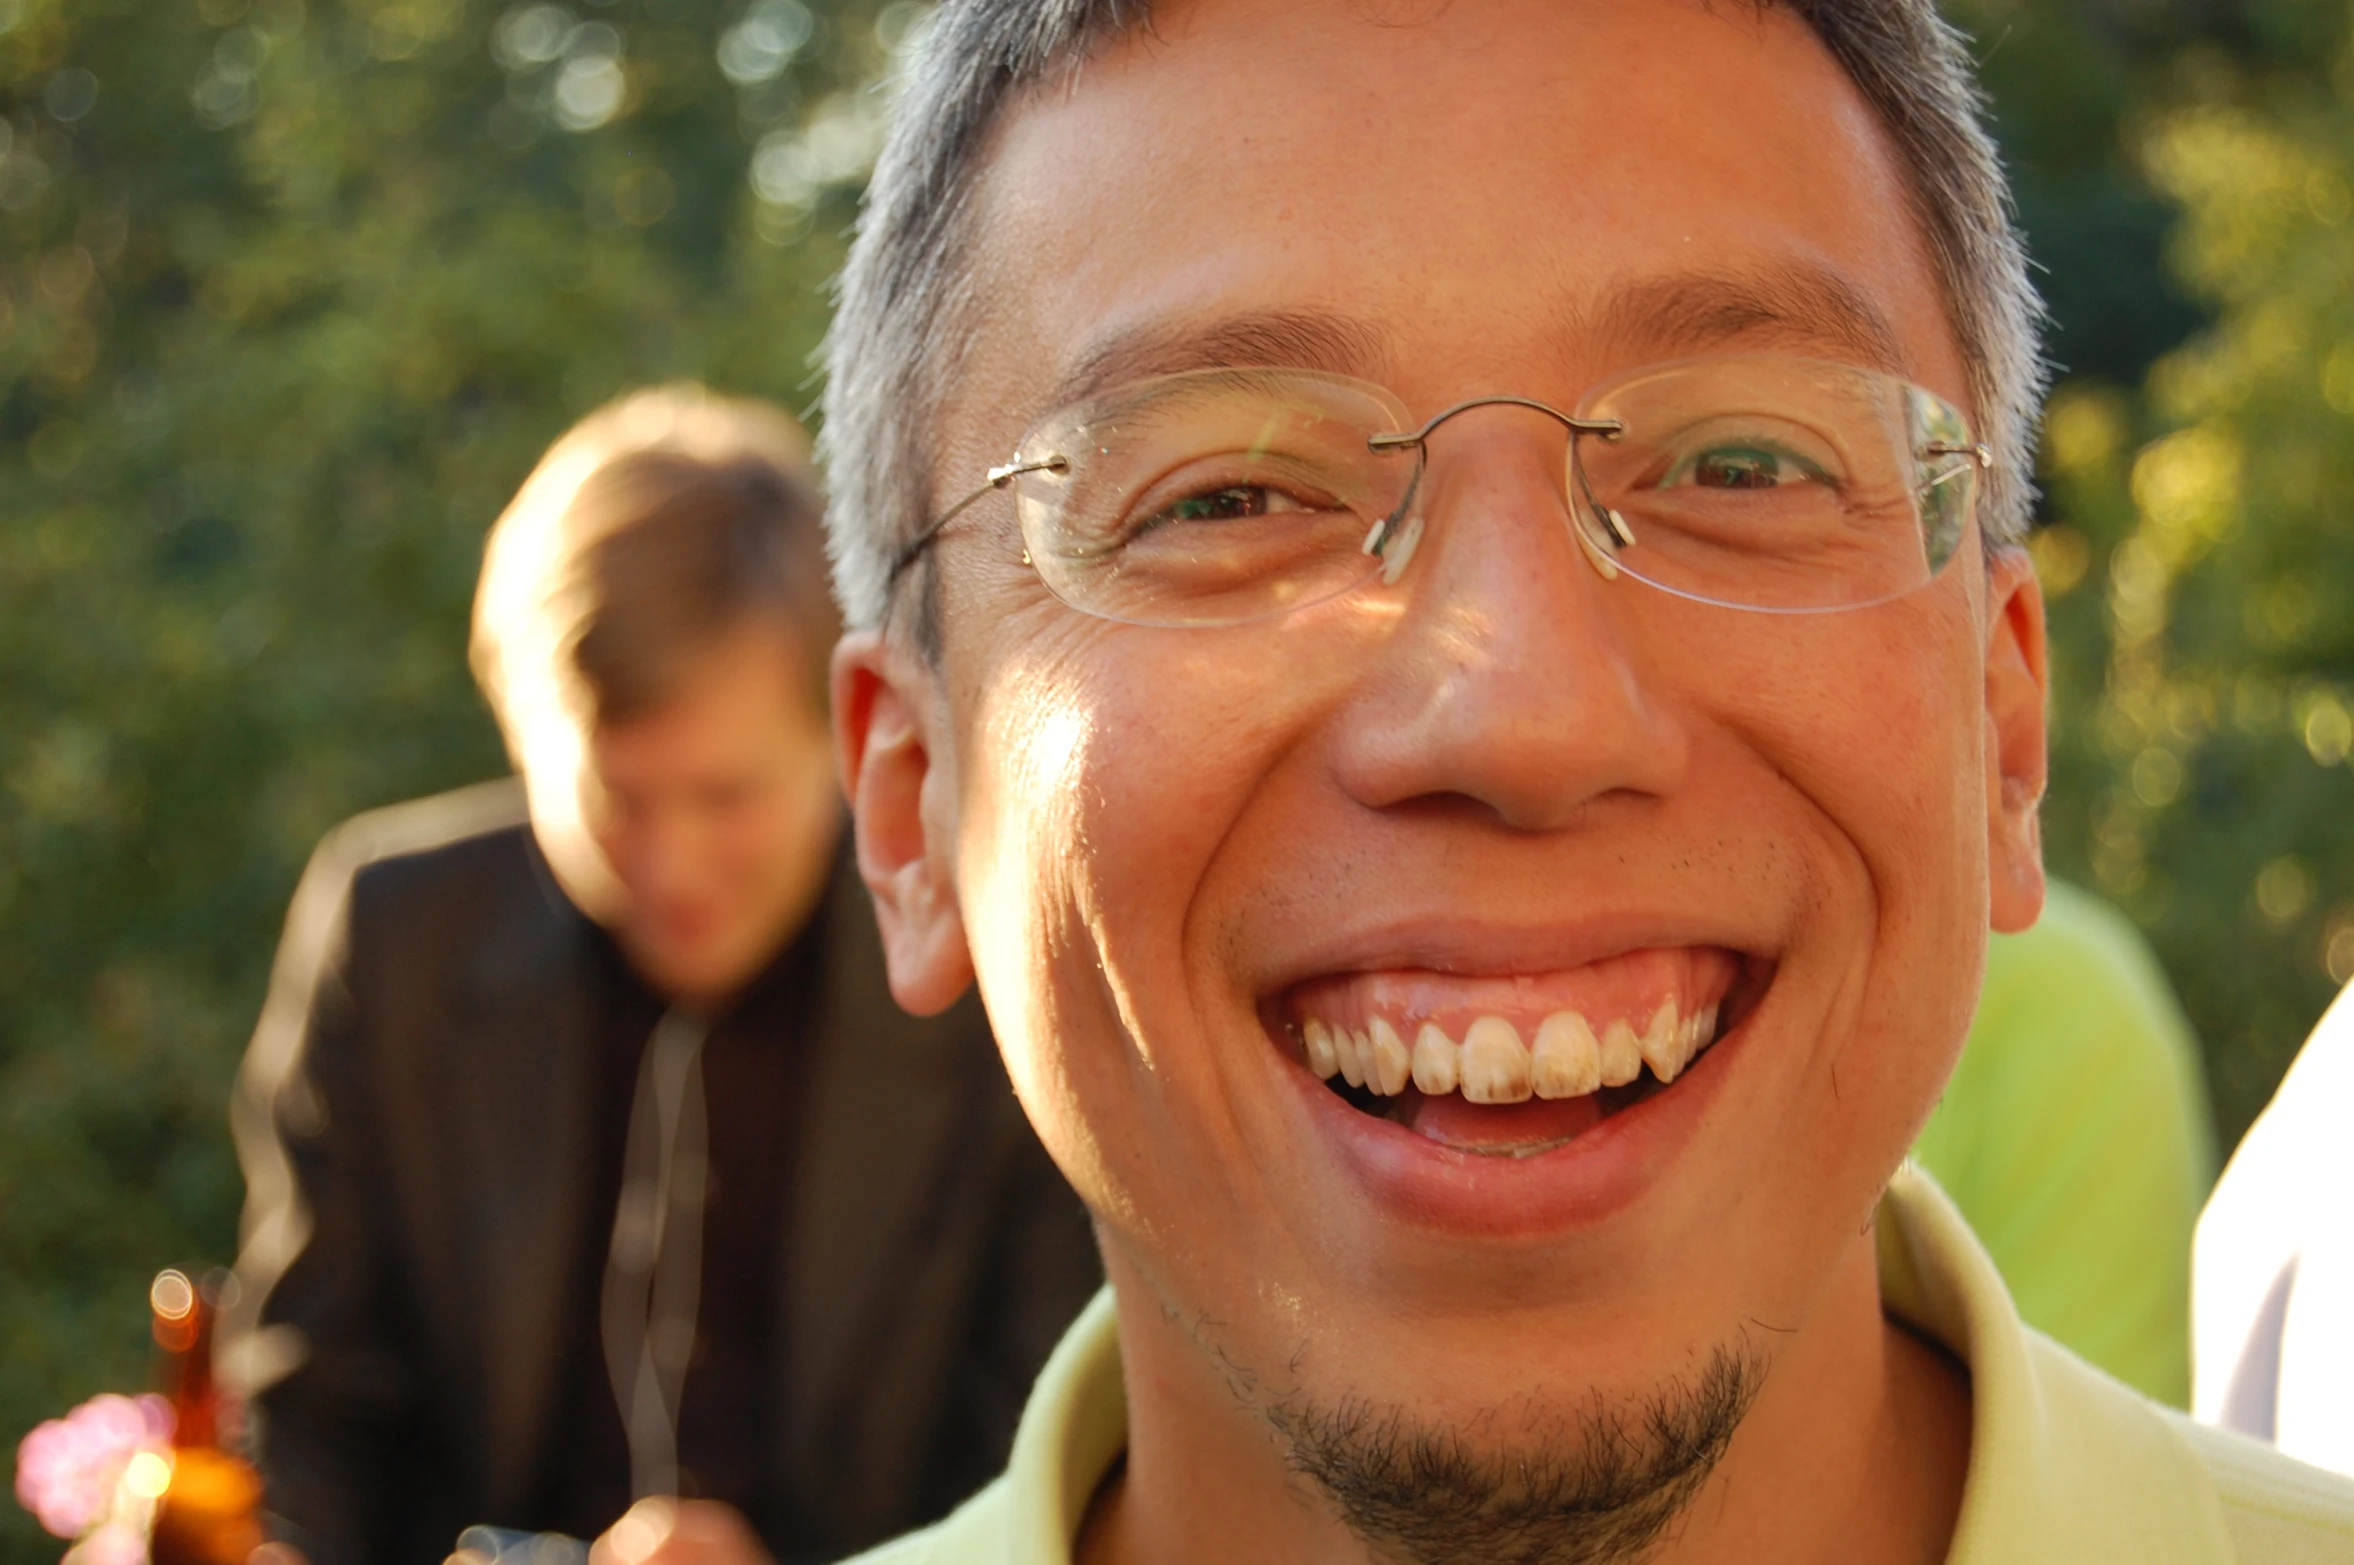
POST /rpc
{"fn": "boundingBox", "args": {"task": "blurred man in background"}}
[222,386,1099,1564]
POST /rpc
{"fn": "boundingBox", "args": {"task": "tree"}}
[2036,30,2354,1138]
[1949,0,2354,1142]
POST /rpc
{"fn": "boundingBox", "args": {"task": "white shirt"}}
[2195,979,2354,1478]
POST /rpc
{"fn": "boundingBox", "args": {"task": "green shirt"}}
[844,1166,2354,1565]
[1913,879,2217,1407]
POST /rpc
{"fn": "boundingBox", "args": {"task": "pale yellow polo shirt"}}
[850,1165,2354,1563]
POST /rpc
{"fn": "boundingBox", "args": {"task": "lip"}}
[1272,973,1760,1238]
[1281,946,1737,1038]
[1255,909,1765,994]
[646,900,725,940]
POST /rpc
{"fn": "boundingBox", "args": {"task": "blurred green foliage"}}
[1949,0,2354,1142]
[0,0,2350,1558]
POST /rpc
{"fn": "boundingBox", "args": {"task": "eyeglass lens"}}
[999,357,1979,627]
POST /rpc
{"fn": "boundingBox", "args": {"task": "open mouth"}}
[1274,946,1758,1158]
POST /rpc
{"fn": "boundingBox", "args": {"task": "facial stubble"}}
[1248,1334,1769,1565]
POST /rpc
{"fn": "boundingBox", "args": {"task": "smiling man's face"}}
[841,0,2047,1552]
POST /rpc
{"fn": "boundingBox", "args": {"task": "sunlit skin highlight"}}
[835,4,2050,1564]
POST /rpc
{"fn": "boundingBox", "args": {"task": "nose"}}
[613,803,701,905]
[1331,415,1688,833]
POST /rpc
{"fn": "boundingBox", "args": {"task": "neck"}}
[1080,1222,1969,1565]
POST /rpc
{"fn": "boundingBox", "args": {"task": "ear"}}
[1983,545,2049,935]
[832,629,977,1015]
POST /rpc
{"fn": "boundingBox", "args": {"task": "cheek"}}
[591,813,649,887]
[1710,588,1986,892]
[949,622,1331,1196]
[745,757,832,865]
[953,638,1124,1109]
[1704,596,1989,1118]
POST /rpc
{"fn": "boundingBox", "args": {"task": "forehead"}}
[957,0,1962,427]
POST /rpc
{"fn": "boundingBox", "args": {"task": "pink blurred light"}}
[13,1393,173,1539]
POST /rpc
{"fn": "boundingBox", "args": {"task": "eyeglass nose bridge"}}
[1366,393,1624,452]
[1360,395,1635,574]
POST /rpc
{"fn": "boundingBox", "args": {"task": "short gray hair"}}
[820,0,2044,634]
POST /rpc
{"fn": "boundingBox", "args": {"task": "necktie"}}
[600,1008,711,1499]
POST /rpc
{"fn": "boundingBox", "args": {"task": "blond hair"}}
[471,385,837,864]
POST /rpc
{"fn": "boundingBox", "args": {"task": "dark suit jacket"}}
[225,780,1100,1565]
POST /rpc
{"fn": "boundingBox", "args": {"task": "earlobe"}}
[1983,546,2049,935]
[832,630,976,1015]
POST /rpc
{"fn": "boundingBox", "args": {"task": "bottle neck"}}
[154,1290,222,1449]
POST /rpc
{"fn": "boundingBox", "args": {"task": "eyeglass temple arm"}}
[1916,442,1993,502]
[887,456,1070,584]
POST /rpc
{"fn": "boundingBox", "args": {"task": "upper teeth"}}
[1301,1002,1720,1102]
[1412,1023,1458,1095]
[1365,1017,1411,1096]
[1460,1016,1531,1104]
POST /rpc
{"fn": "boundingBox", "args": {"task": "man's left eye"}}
[1170,486,1269,521]
[1671,445,1821,490]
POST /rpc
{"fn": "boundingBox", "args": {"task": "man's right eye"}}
[1157,485,1288,524]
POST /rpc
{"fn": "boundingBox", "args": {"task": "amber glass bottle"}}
[147,1269,267,1565]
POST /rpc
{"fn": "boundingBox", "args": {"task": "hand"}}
[590,1499,774,1565]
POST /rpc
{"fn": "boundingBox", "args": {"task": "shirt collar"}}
[1877,1163,2235,1562]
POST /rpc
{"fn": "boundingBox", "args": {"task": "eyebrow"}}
[1050,309,1395,409]
[1038,261,1906,415]
[1580,262,1907,373]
